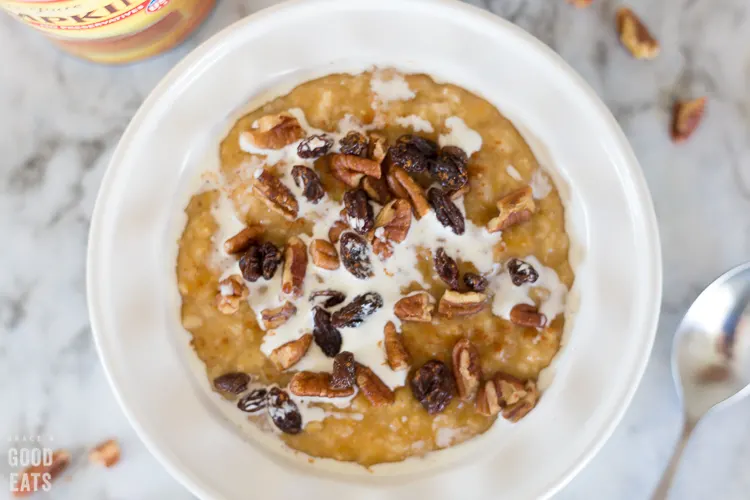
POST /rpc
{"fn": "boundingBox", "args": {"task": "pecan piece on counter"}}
[410,360,454,414]
[309,290,346,308]
[331,292,383,328]
[261,301,297,329]
[237,388,268,413]
[328,220,349,244]
[671,97,707,143]
[252,170,299,220]
[309,239,340,270]
[330,154,382,187]
[434,248,459,290]
[384,321,411,371]
[388,134,438,174]
[297,134,333,159]
[339,131,370,157]
[331,351,357,390]
[615,7,660,60]
[509,303,547,328]
[477,374,539,422]
[281,236,307,298]
[89,439,120,468]
[267,387,303,434]
[213,372,251,394]
[291,165,325,203]
[487,186,536,233]
[15,449,70,495]
[245,113,305,149]
[224,225,264,254]
[428,187,465,235]
[429,145,469,191]
[437,290,487,318]
[368,133,388,164]
[339,232,374,279]
[463,273,488,293]
[268,333,313,370]
[373,198,412,243]
[355,363,395,407]
[290,371,355,398]
[507,258,539,286]
[343,188,374,234]
[391,167,430,219]
[361,175,392,205]
[215,275,248,315]
[452,339,482,401]
[394,292,434,322]
[313,306,342,357]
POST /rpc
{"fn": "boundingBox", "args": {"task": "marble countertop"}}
[2,0,750,498]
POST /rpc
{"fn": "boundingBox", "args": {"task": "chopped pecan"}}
[386,167,410,199]
[384,321,411,371]
[224,225,264,254]
[487,186,536,233]
[503,379,539,422]
[671,97,706,143]
[328,220,349,244]
[361,175,392,205]
[215,275,248,314]
[292,165,325,203]
[343,188,374,234]
[452,339,482,401]
[478,374,539,422]
[289,371,355,398]
[373,198,412,244]
[261,301,297,329]
[245,113,305,149]
[368,133,388,164]
[476,379,501,416]
[330,154,382,187]
[509,304,547,328]
[268,333,312,370]
[391,167,430,219]
[438,290,487,318]
[14,449,70,496]
[434,248,459,290]
[89,439,120,468]
[309,239,340,270]
[394,292,434,322]
[372,239,393,260]
[355,363,395,406]
[331,351,356,389]
[252,170,299,220]
[281,236,307,298]
[616,7,660,60]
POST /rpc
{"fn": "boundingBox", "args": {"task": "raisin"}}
[343,188,374,235]
[507,258,539,286]
[463,273,488,292]
[339,131,369,157]
[428,188,465,235]
[213,372,251,394]
[260,242,282,280]
[435,248,459,290]
[410,360,454,414]
[339,232,373,279]
[266,387,302,434]
[291,165,325,203]
[312,306,342,357]
[331,292,384,328]
[237,388,267,413]
[297,134,333,159]
[388,134,438,174]
[331,351,356,390]
[430,146,469,191]
[239,244,263,282]
[309,290,346,308]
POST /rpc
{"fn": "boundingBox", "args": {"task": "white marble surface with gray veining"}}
[1,0,749,498]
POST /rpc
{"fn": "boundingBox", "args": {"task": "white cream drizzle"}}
[530,169,553,199]
[506,165,523,181]
[370,72,416,106]
[395,115,434,133]
[438,116,483,157]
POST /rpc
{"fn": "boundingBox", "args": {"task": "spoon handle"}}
[651,420,697,500]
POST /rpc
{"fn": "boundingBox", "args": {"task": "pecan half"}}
[215,275,248,315]
[281,236,307,298]
[253,170,299,220]
[292,165,325,203]
[477,374,539,422]
[476,379,501,416]
[391,167,430,218]
[328,220,349,244]
[394,292,434,322]
[261,301,297,329]
[509,303,547,328]
[438,290,487,318]
[224,225,264,254]
[289,371,355,398]
[616,7,660,60]
[330,154,382,187]
[14,449,70,496]
[671,97,706,143]
[368,133,388,164]
[89,439,120,468]
[384,321,411,371]
[355,363,395,406]
[268,333,312,370]
[361,175,392,205]
[487,186,536,233]
[245,113,305,149]
[386,167,410,199]
[452,339,482,401]
[309,239,340,270]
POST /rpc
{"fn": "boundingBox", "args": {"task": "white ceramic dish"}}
[87,0,662,498]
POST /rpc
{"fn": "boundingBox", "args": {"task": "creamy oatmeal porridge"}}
[176,70,574,466]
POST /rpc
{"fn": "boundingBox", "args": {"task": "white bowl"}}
[87,0,662,498]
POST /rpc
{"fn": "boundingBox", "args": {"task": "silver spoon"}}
[653,262,750,499]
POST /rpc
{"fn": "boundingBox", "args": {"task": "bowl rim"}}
[87,0,662,498]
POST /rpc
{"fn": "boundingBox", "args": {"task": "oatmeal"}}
[176,70,574,466]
